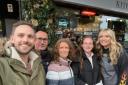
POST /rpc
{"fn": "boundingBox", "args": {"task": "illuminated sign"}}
[81,10,96,16]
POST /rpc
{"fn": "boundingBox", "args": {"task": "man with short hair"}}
[35,31,49,51]
[35,31,52,72]
[0,21,45,85]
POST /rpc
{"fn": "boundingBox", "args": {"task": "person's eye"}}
[17,34,24,38]
[28,35,34,39]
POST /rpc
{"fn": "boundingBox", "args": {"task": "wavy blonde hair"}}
[96,29,122,64]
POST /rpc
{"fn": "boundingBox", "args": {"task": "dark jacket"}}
[40,48,52,73]
[71,53,101,85]
[117,49,128,85]
[119,65,128,85]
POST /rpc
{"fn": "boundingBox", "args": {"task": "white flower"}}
[33,4,40,9]
[31,19,38,26]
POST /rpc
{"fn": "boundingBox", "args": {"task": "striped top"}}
[46,57,74,85]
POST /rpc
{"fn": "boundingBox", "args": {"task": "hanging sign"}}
[7,4,13,12]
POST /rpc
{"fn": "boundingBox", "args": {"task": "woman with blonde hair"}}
[96,29,128,85]
[46,38,75,85]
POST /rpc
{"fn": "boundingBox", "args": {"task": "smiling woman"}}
[71,35,102,85]
[96,29,128,85]
[46,38,75,85]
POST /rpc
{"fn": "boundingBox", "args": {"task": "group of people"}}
[0,20,127,85]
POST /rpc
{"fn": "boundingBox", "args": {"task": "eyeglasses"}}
[36,37,48,41]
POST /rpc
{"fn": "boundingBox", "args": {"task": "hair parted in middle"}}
[96,29,122,64]
[53,38,75,62]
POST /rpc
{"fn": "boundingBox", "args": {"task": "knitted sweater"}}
[46,58,74,85]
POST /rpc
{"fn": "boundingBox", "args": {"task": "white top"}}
[86,52,94,69]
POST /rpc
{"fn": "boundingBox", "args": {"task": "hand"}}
[96,80,103,85]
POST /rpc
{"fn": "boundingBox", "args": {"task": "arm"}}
[97,58,103,84]
[71,62,87,85]
[117,49,128,84]
[96,80,103,85]
[0,76,3,85]
[117,49,128,75]
[0,58,5,85]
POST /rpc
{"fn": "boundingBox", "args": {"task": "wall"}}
[5,19,18,37]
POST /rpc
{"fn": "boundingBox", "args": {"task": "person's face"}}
[10,25,35,55]
[81,37,93,53]
[58,42,70,59]
[99,32,111,48]
[35,32,48,51]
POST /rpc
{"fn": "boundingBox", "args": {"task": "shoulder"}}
[48,62,59,70]
[0,57,9,65]
[71,61,80,65]
[48,61,57,66]
[0,57,10,74]
[47,47,53,53]
[71,61,80,69]
[119,48,128,59]
[92,54,99,60]
[120,48,127,54]
[117,48,128,68]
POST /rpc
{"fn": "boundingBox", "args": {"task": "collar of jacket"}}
[58,57,72,66]
[82,52,94,60]
[6,46,39,68]
[7,56,42,77]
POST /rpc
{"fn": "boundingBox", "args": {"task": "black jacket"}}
[71,53,101,85]
[117,49,128,85]
[40,48,52,73]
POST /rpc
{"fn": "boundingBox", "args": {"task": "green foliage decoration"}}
[21,0,58,47]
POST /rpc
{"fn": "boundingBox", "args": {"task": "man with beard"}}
[0,21,45,85]
[35,30,52,73]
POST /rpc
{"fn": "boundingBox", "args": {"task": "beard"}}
[14,44,34,56]
[16,47,33,56]
[12,41,34,56]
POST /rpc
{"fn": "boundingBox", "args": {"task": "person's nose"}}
[22,36,29,42]
[63,48,68,52]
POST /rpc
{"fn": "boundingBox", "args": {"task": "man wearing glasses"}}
[35,30,52,73]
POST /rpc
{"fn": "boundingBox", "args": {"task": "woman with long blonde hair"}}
[96,29,128,85]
